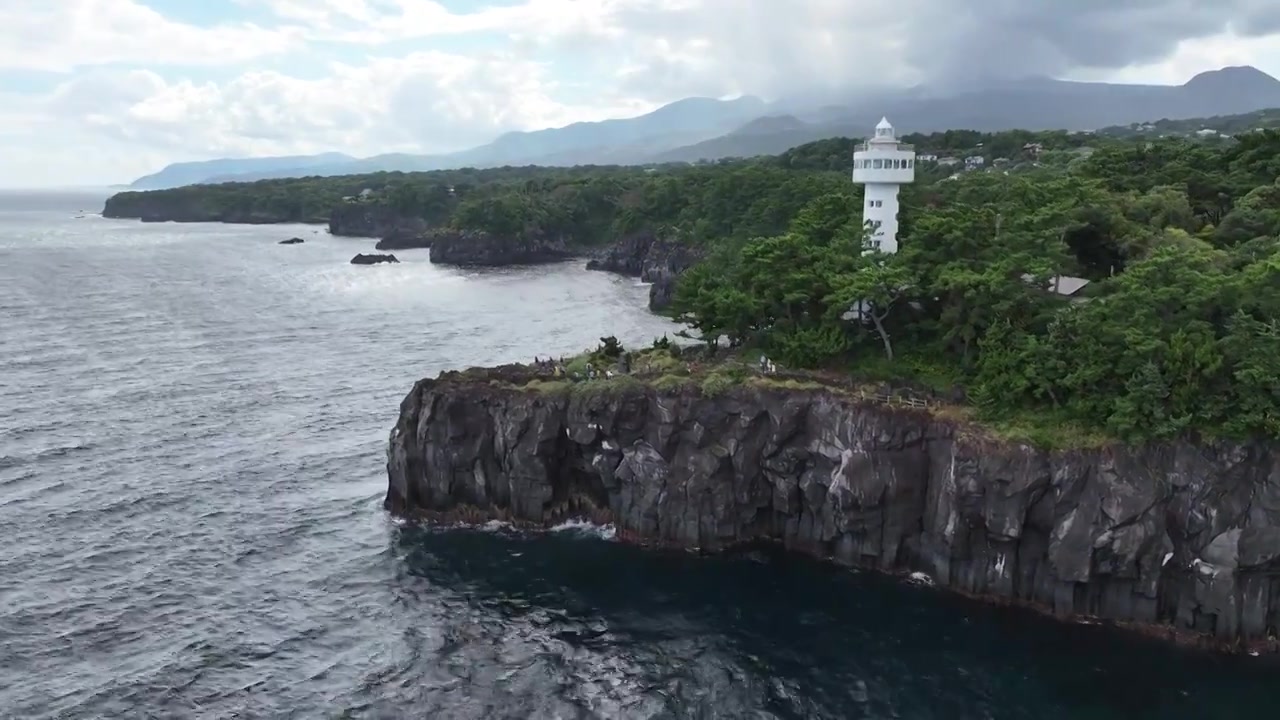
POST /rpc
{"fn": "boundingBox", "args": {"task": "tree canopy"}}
[670,130,1280,443]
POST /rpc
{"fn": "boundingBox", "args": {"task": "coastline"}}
[88,211,1280,655]
[385,358,1280,655]
[392,504,1280,657]
[98,208,696,291]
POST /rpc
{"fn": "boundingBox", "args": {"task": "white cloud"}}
[1,51,656,187]
[1077,30,1280,85]
[239,0,633,44]
[0,0,301,72]
[2,0,1280,187]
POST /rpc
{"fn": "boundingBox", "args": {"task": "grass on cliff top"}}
[843,345,1114,450]
[939,404,1113,450]
[494,342,1114,451]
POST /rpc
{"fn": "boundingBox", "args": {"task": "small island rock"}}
[279,237,305,245]
[350,253,399,265]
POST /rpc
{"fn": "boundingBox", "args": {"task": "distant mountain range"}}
[127,66,1280,189]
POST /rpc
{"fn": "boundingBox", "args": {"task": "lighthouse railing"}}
[854,142,914,153]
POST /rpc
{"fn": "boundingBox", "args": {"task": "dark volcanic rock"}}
[279,237,305,245]
[585,231,706,311]
[387,375,1280,650]
[376,226,432,251]
[328,203,422,238]
[427,229,577,266]
[350,253,399,265]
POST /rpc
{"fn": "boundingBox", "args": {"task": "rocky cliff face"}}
[427,230,578,266]
[585,231,705,311]
[386,371,1280,650]
[375,226,432,251]
[328,203,420,238]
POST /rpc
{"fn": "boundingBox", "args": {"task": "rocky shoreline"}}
[584,231,704,311]
[328,203,421,238]
[101,195,702,289]
[385,360,1280,654]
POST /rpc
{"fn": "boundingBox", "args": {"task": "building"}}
[851,117,915,253]
[1021,273,1091,302]
[917,152,939,162]
[964,155,985,170]
[343,187,376,202]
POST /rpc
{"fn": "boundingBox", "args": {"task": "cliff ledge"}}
[387,360,1280,651]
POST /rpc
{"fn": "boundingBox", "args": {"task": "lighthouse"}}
[851,117,915,253]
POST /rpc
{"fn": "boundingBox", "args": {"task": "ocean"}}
[0,190,1276,719]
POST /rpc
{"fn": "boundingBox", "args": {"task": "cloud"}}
[2,51,656,186]
[239,0,632,44]
[525,0,1280,99]
[0,0,301,72]
[896,0,1280,85]
[2,0,1280,187]
[235,0,1280,98]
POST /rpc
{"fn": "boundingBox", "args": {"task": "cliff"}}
[328,203,421,238]
[585,231,705,311]
[375,225,433,250]
[386,365,1280,651]
[426,229,579,266]
[102,192,326,224]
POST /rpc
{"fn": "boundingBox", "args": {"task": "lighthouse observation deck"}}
[851,118,916,185]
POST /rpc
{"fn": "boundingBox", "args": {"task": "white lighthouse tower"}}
[851,117,915,253]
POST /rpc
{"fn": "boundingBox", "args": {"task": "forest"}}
[670,130,1280,445]
[103,126,1097,240]
[104,123,1280,444]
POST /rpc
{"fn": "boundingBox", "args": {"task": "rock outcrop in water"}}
[386,366,1280,651]
[279,237,305,245]
[427,230,577,266]
[351,253,399,265]
[585,232,705,311]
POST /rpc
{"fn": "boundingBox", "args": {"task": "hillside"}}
[128,153,356,190]
[1096,107,1280,138]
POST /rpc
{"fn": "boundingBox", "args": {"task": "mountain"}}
[135,96,767,188]
[128,152,356,190]
[126,66,1280,188]
[651,66,1280,162]
[455,95,768,162]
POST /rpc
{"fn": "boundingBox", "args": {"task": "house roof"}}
[1021,273,1090,296]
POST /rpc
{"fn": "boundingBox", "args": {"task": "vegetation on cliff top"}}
[102,126,1103,243]
[670,131,1280,444]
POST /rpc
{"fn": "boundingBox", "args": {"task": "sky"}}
[2,0,1280,188]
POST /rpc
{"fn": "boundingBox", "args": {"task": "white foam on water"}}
[549,518,618,541]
